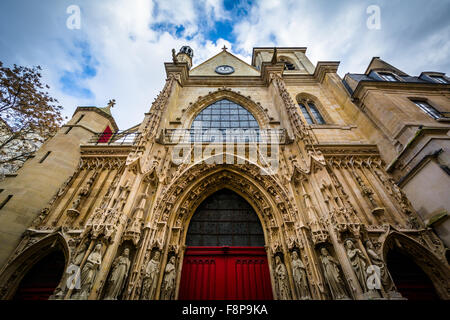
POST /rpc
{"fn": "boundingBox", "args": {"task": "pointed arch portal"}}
[13,250,65,300]
[387,249,439,300]
[179,189,273,300]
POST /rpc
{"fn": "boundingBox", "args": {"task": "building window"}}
[192,99,259,130]
[191,99,259,142]
[75,114,85,124]
[279,58,296,70]
[430,76,448,84]
[378,72,398,82]
[0,195,13,210]
[39,151,52,163]
[412,100,442,120]
[298,100,326,125]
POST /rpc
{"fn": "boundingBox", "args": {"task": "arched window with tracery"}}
[191,99,259,142]
[298,99,326,125]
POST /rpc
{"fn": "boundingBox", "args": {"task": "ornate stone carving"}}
[123,197,146,246]
[271,73,309,140]
[160,256,176,300]
[67,172,98,218]
[364,239,394,292]
[31,207,50,227]
[104,248,131,300]
[74,243,103,300]
[345,239,368,293]
[84,207,124,242]
[140,250,161,300]
[353,171,384,216]
[274,255,292,300]
[319,247,350,300]
[142,74,177,140]
[291,251,311,300]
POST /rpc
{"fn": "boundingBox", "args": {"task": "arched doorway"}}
[387,249,439,300]
[179,189,273,300]
[13,250,65,300]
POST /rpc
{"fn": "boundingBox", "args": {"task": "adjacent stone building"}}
[0,47,448,300]
[343,58,450,247]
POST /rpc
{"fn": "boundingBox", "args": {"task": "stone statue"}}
[355,174,377,208]
[77,243,102,300]
[319,247,349,300]
[70,196,82,212]
[172,48,178,63]
[160,256,176,300]
[141,251,161,300]
[291,251,311,300]
[274,256,291,300]
[73,242,89,266]
[64,241,89,294]
[271,47,278,64]
[364,240,389,288]
[345,239,368,292]
[104,248,131,300]
[70,174,96,212]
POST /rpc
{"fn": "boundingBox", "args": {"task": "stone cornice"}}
[386,126,450,172]
[313,61,340,83]
[313,143,380,157]
[352,80,450,101]
[163,60,340,87]
[80,144,135,157]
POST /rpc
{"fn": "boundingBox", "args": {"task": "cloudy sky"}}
[0,0,449,130]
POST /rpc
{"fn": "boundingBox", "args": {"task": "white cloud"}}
[0,0,448,130]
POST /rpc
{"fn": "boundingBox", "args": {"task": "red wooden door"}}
[179,246,273,300]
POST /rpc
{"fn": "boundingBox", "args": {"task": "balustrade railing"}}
[87,131,140,145]
[162,128,287,144]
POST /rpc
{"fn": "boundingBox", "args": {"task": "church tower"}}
[175,46,193,69]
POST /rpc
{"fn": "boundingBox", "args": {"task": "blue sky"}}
[0,0,449,130]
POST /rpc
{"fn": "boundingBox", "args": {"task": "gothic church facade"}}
[0,46,449,300]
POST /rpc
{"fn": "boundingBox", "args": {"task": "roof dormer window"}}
[430,75,448,84]
[378,72,398,82]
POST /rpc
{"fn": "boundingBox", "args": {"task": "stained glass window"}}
[191,99,259,142]
[192,99,259,130]
[186,189,265,247]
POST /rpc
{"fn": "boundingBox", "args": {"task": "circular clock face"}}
[215,65,234,75]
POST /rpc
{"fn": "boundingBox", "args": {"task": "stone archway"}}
[382,232,450,299]
[149,156,300,300]
[181,87,271,129]
[0,232,70,300]
[386,249,439,300]
[178,188,273,300]
[13,250,66,300]
[156,154,298,230]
